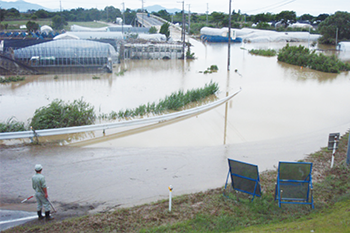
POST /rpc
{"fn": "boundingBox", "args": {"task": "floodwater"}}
[1,40,349,145]
[1,39,350,215]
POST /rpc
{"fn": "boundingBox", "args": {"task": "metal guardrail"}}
[0,89,241,141]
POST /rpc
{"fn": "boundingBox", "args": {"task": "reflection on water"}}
[0,40,349,147]
[277,61,341,82]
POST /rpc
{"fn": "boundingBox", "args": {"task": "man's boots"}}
[37,210,44,220]
[45,211,54,220]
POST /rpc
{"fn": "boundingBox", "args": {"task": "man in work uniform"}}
[32,164,54,220]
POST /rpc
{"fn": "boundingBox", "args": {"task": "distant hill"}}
[0,1,181,14]
[144,5,182,14]
[0,0,53,11]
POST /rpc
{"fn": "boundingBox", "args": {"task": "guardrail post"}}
[30,126,39,144]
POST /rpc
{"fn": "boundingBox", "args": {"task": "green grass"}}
[0,76,25,83]
[237,199,350,232]
[200,65,219,74]
[99,82,219,120]
[249,49,277,57]
[66,21,108,29]
[1,20,108,31]
[0,117,27,132]
[2,19,52,29]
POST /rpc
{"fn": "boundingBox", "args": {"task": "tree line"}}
[0,7,349,44]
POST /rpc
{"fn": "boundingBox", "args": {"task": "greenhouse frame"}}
[13,39,119,72]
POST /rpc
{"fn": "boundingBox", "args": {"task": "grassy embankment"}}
[8,132,349,232]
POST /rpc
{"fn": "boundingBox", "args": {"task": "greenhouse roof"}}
[14,39,118,59]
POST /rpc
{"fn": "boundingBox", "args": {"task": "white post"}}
[168,185,173,211]
[331,136,338,168]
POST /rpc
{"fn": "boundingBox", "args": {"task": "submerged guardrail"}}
[0,89,241,141]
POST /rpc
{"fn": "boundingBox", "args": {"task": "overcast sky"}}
[5,0,350,16]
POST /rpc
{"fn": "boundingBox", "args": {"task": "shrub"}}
[149,26,157,34]
[30,98,96,130]
[278,44,350,73]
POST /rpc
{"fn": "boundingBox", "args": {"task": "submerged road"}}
[1,116,348,215]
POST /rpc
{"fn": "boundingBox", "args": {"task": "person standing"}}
[32,164,54,220]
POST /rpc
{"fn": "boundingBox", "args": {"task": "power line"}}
[245,0,296,13]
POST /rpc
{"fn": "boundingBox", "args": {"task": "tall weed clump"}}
[101,82,219,120]
[0,117,27,132]
[0,76,25,83]
[278,44,350,73]
[249,49,277,56]
[30,98,96,130]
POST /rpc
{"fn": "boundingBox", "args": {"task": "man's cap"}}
[35,164,43,171]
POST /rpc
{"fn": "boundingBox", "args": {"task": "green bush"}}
[30,98,96,130]
[149,26,157,34]
[278,44,350,73]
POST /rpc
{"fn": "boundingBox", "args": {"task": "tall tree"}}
[102,6,121,22]
[5,8,20,18]
[26,20,39,31]
[0,8,6,22]
[210,11,225,27]
[159,22,170,40]
[124,9,136,25]
[154,10,171,22]
[276,10,296,27]
[316,13,329,22]
[35,9,50,18]
[210,12,225,27]
[318,11,350,44]
[52,15,67,30]
[298,14,314,22]
[254,13,275,23]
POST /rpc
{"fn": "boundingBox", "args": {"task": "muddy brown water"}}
[0,40,350,216]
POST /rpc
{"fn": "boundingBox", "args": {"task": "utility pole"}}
[187,4,191,34]
[122,2,125,35]
[181,1,185,59]
[335,27,338,48]
[141,0,144,27]
[206,3,209,25]
[60,0,63,30]
[227,0,232,71]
